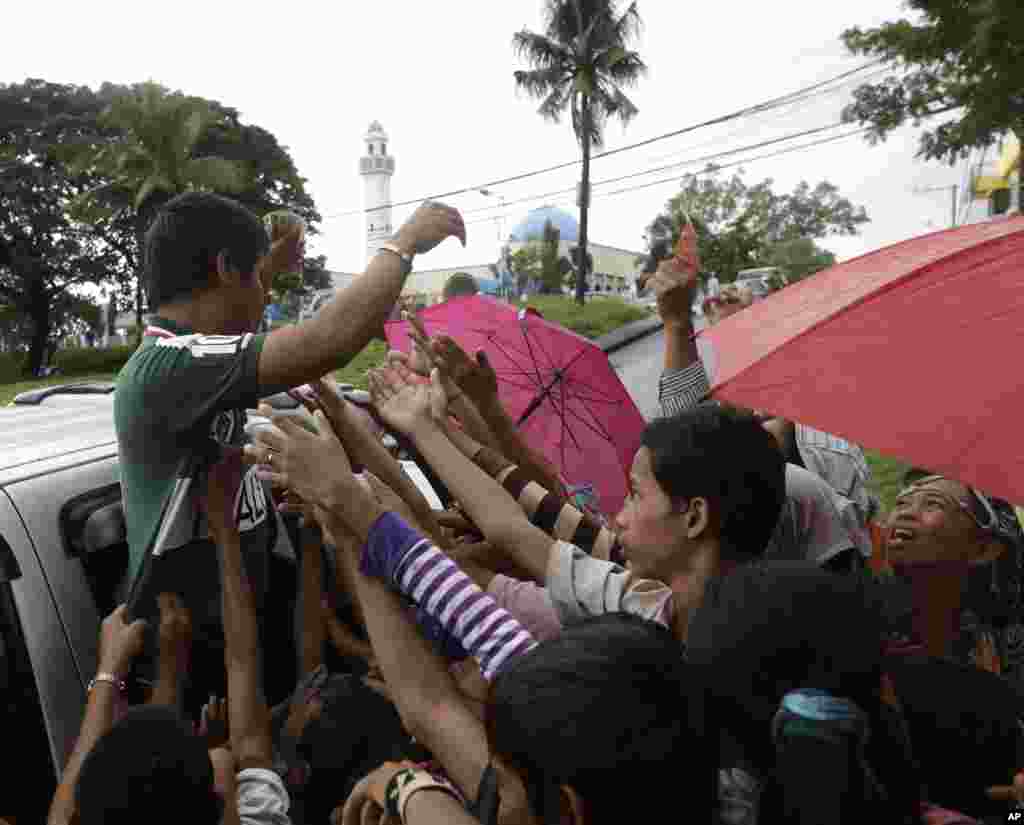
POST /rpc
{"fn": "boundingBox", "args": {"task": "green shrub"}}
[0,352,26,383]
[53,345,136,376]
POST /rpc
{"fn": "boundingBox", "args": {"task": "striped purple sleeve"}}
[362,512,538,680]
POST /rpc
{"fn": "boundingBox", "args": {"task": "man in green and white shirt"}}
[116,192,464,658]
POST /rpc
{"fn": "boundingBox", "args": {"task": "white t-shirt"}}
[765,465,861,565]
[237,768,291,825]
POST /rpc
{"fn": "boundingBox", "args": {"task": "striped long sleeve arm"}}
[361,512,537,680]
[472,446,623,563]
[658,362,712,418]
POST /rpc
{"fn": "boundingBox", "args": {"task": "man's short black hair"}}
[143,192,269,310]
[76,705,221,825]
[640,401,786,561]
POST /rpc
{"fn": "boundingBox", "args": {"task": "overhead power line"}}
[320,59,886,221]
[458,121,852,221]
[459,126,871,229]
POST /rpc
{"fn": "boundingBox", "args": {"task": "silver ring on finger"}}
[266,449,275,466]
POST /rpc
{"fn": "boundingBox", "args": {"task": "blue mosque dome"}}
[508,205,579,243]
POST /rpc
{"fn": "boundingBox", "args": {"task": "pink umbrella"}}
[385,296,645,517]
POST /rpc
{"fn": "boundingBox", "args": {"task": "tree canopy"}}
[0,78,320,373]
[841,0,1024,163]
[644,167,868,283]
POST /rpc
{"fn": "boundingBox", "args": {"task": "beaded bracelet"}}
[385,767,463,822]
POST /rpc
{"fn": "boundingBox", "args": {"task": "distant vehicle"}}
[735,267,787,299]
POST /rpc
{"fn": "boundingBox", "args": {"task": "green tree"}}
[841,0,1024,163]
[514,0,647,305]
[0,79,125,374]
[68,82,250,337]
[645,167,868,281]
[761,238,837,284]
[538,219,565,293]
[443,271,480,301]
[510,245,543,293]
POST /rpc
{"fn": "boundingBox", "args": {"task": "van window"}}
[0,540,59,820]
[61,485,129,616]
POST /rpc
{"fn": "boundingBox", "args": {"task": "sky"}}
[4,0,974,275]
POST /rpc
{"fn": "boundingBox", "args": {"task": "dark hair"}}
[76,705,221,825]
[687,562,923,824]
[486,614,717,825]
[888,656,1024,818]
[143,192,269,309]
[640,402,786,560]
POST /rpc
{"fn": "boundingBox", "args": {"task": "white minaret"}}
[359,121,396,265]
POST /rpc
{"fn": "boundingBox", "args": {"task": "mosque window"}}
[368,145,375,155]
[381,142,387,155]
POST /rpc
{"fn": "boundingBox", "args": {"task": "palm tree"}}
[514,0,646,305]
[70,83,248,337]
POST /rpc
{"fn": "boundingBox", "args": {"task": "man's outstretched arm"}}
[257,202,465,393]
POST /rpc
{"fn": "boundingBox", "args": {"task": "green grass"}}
[523,295,651,339]
[866,449,911,517]
[333,339,389,390]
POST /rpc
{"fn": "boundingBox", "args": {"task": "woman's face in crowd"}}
[885,478,988,565]
[615,447,687,579]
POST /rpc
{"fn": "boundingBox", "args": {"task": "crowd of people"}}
[42,191,1024,825]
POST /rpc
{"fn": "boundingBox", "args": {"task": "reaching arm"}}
[447,426,622,562]
[648,258,711,418]
[345,546,529,823]
[147,593,192,710]
[412,425,554,583]
[256,203,464,392]
[429,336,564,497]
[208,459,274,772]
[48,607,146,825]
[324,611,375,663]
[48,686,122,825]
[405,787,483,825]
[309,383,443,544]
[473,392,565,498]
[296,527,326,678]
[447,394,502,453]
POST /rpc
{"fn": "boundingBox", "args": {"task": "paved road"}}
[610,316,709,420]
[608,330,666,421]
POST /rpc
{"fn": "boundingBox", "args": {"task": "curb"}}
[597,314,664,354]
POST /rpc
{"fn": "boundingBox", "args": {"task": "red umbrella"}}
[701,214,1024,504]
[385,295,645,517]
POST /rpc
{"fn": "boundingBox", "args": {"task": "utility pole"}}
[912,184,959,228]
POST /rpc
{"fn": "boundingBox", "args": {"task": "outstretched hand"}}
[156,592,192,673]
[393,200,467,255]
[245,409,353,511]
[431,336,498,406]
[255,223,305,292]
[648,256,697,327]
[99,605,148,676]
[368,366,447,439]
